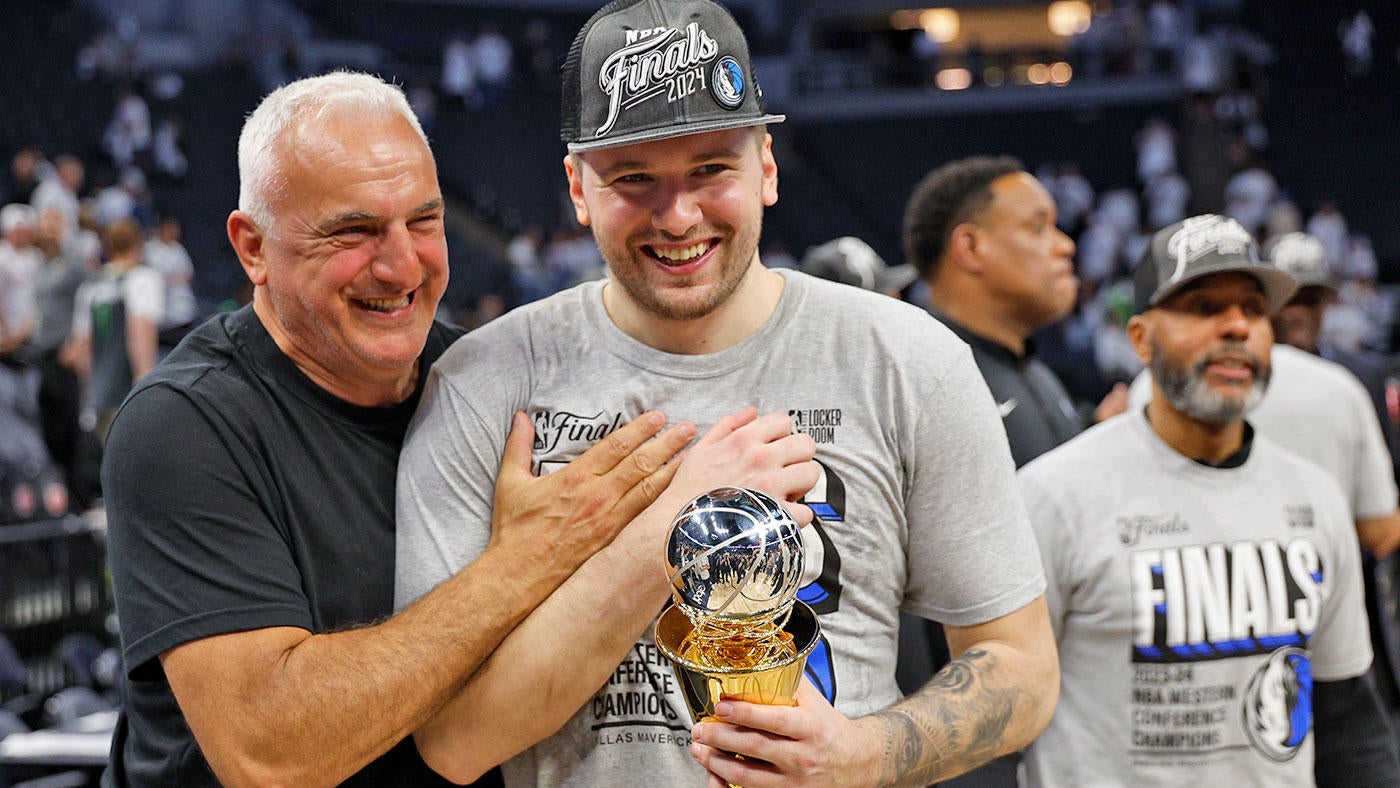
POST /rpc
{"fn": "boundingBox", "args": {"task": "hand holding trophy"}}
[654,486,821,728]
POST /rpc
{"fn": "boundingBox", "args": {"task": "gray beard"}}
[1151,346,1269,426]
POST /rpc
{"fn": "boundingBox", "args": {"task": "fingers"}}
[496,412,536,484]
[609,426,692,521]
[570,411,669,474]
[784,503,815,528]
[620,421,697,487]
[691,741,775,788]
[711,698,802,742]
[692,406,758,449]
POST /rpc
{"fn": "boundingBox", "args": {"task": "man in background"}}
[1022,213,1399,785]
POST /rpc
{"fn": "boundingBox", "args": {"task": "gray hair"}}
[237,71,428,229]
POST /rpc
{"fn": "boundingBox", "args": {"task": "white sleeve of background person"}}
[1248,345,1397,520]
[394,326,527,611]
[124,265,165,323]
[69,281,93,340]
[1339,363,1399,519]
[1301,448,1375,681]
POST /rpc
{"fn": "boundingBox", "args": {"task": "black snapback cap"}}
[561,0,785,153]
[1133,214,1297,315]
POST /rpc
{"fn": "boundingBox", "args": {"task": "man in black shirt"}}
[904,155,1088,467]
[897,155,1096,786]
[101,71,809,787]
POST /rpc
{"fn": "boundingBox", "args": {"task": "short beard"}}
[598,214,764,323]
[1151,341,1269,426]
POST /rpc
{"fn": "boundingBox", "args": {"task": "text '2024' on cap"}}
[1133,214,1297,315]
[561,0,785,153]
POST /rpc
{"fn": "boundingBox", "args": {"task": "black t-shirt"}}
[101,305,491,786]
[931,310,1084,468]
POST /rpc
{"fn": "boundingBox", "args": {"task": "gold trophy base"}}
[654,600,821,723]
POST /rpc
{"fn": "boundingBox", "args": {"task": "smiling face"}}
[565,126,777,324]
[1132,272,1274,426]
[229,107,448,405]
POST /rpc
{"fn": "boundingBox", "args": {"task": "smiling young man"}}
[101,72,709,788]
[1019,214,1400,785]
[394,2,1057,786]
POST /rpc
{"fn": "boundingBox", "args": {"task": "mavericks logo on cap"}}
[596,23,721,138]
[712,55,745,109]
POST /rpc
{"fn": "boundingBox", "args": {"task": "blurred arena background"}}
[1,0,1398,783]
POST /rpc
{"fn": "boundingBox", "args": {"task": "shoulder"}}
[432,284,594,379]
[782,270,967,360]
[1020,412,1142,487]
[126,265,163,289]
[1269,344,1373,408]
[123,312,259,421]
[1251,432,1351,508]
[421,319,466,367]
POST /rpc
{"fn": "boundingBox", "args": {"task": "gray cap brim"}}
[567,113,786,153]
[1147,261,1299,315]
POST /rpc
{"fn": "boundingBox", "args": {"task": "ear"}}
[760,133,778,207]
[945,222,985,274]
[564,153,591,227]
[1126,313,1153,366]
[227,210,269,287]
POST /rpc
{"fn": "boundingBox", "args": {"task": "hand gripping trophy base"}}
[654,599,821,722]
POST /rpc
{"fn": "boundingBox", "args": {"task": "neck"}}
[108,253,140,272]
[927,285,1029,356]
[603,261,784,355]
[1144,393,1245,464]
[252,293,418,407]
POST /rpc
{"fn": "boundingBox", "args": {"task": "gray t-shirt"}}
[1020,410,1371,786]
[395,270,1044,787]
[1128,343,1399,520]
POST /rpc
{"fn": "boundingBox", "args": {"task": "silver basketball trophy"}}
[654,486,821,725]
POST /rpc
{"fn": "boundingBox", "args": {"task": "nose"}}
[1055,226,1076,258]
[369,222,422,288]
[652,182,702,237]
[1218,303,1252,339]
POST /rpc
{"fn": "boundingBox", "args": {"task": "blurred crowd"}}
[1,148,199,521]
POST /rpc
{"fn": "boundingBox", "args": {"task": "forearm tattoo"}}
[874,648,1019,786]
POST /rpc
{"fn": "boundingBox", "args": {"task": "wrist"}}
[849,714,897,787]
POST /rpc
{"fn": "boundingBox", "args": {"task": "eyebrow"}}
[316,198,444,234]
[594,146,746,180]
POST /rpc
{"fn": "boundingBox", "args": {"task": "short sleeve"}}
[902,343,1045,626]
[124,266,165,323]
[104,385,313,678]
[1343,373,1399,520]
[1309,475,1374,682]
[70,282,92,340]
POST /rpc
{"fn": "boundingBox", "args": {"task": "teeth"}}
[359,295,410,312]
[652,242,709,262]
